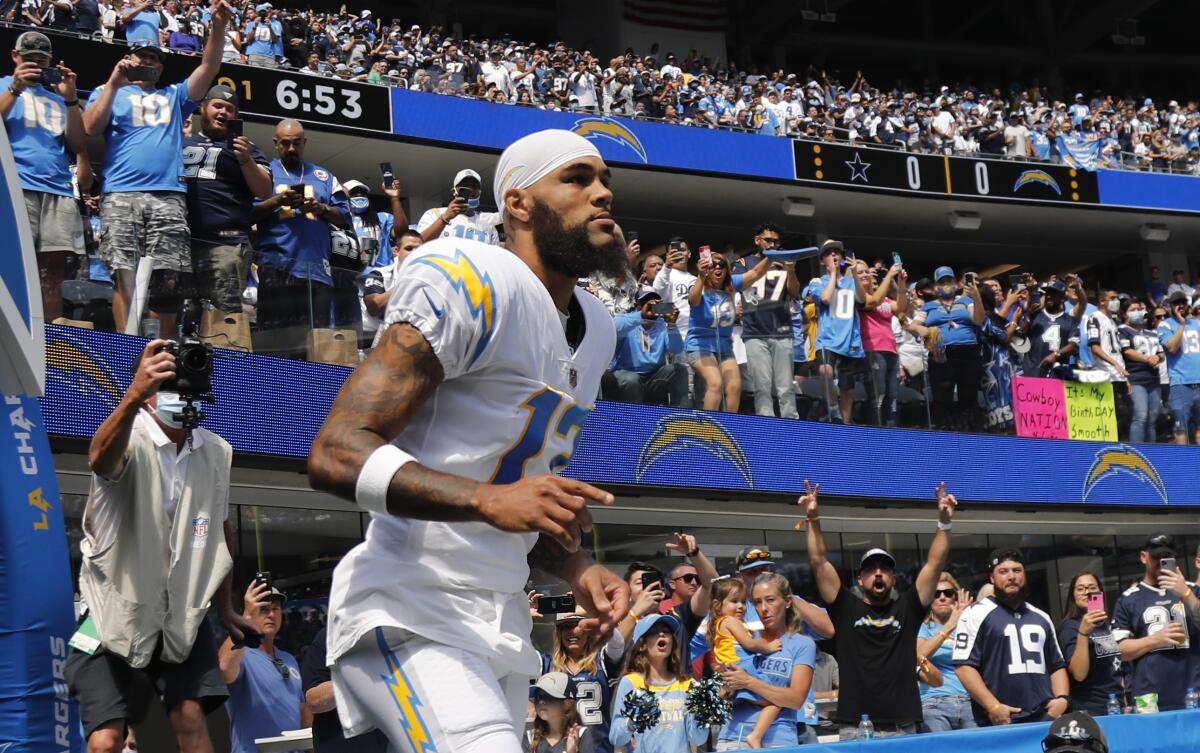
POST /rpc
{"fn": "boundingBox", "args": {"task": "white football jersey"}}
[416,207,503,246]
[326,237,616,677]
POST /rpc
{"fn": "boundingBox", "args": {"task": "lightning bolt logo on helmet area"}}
[376,629,438,753]
[413,250,497,367]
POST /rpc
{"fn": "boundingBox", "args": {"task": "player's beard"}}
[530,200,627,280]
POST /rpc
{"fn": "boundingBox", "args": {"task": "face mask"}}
[466,196,480,210]
[350,196,370,213]
[154,391,186,429]
[1128,310,1147,325]
[1107,299,1121,313]
[938,284,956,299]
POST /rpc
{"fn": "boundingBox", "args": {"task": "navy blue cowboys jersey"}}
[953,596,1066,723]
[1113,582,1192,710]
[183,132,268,243]
[538,649,620,753]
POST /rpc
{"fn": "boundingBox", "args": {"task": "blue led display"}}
[39,325,1200,507]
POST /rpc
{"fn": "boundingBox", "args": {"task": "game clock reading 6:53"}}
[212,68,391,133]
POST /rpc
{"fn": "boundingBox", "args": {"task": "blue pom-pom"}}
[686,676,733,727]
[622,688,661,734]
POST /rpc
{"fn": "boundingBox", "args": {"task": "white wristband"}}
[355,445,416,516]
[937,520,953,531]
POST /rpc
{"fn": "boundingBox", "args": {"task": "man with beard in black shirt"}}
[182,85,271,349]
[803,479,957,739]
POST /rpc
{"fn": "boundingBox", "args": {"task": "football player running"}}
[309,129,629,753]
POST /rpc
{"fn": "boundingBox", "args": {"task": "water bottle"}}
[1107,693,1121,716]
[857,713,875,740]
[1186,688,1199,710]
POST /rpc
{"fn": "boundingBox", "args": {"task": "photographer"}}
[64,338,255,753]
[84,0,232,336]
[182,84,271,351]
[241,6,280,68]
[219,579,309,753]
[0,31,86,324]
[608,291,687,407]
[1157,291,1200,444]
[415,168,502,245]
[119,0,161,47]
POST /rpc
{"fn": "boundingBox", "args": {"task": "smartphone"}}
[892,252,902,268]
[627,231,639,243]
[1161,557,1177,572]
[1087,593,1105,613]
[253,570,271,588]
[699,245,712,265]
[965,272,977,285]
[125,65,159,83]
[1009,274,1023,290]
[225,118,243,142]
[641,572,665,591]
[668,240,682,253]
[650,301,673,315]
[536,594,575,614]
[379,161,394,189]
[453,186,469,200]
[289,183,308,196]
[39,67,62,86]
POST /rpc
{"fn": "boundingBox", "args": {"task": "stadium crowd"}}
[5,0,1200,172]
[9,7,1200,446]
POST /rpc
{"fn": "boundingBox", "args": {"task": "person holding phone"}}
[1057,572,1121,716]
[908,267,984,431]
[533,609,625,753]
[416,168,502,245]
[84,0,233,337]
[651,238,696,346]
[0,31,87,325]
[1113,534,1200,711]
[1156,291,1200,445]
[608,291,688,407]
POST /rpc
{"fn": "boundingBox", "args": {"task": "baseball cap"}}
[1167,290,1190,306]
[850,92,861,103]
[14,31,52,58]
[342,179,369,195]
[533,672,574,700]
[1142,533,1176,559]
[1042,280,1068,295]
[859,548,896,571]
[1041,711,1107,753]
[631,613,681,645]
[734,546,774,572]
[453,168,481,187]
[818,239,844,257]
[987,547,1024,571]
[267,585,287,604]
[637,290,662,305]
[128,39,162,55]
[203,84,239,107]
[934,265,955,281]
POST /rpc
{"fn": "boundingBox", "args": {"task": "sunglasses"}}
[935,588,956,599]
[742,549,771,563]
[672,573,700,584]
[270,656,291,681]
[710,261,728,270]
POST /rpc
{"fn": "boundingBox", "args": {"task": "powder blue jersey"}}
[1157,318,1200,385]
[0,77,73,196]
[123,10,160,46]
[87,81,196,194]
[921,297,978,346]
[918,620,968,698]
[720,632,816,747]
[685,276,743,355]
[252,160,349,285]
[1113,581,1192,709]
[610,674,707,753]
[242,19,278,56]
[952,596,1065,724]
[813,274,863,357]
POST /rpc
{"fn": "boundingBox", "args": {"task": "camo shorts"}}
[99,191,191,272]
[192,239,249,312]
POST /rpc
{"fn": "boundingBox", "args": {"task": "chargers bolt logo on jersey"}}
[1082,444,1167,503]
[412,250,497,367]
[635,411,752,486]
[571,117,648,163]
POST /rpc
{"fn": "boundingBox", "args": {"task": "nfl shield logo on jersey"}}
[191,516,210,548]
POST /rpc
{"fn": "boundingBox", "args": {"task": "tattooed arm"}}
[308,322,615,550]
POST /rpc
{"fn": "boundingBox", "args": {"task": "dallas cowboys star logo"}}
[845,151,871,182]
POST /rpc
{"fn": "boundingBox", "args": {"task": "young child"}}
[527,671,594,753]
[707,578,783,749]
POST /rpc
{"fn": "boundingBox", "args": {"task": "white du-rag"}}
[492,129,602,219]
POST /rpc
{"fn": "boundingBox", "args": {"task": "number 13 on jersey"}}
[490,387,590,483]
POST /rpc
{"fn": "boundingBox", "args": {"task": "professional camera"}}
[160,299,215,430]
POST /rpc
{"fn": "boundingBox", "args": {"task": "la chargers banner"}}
[1012,375,1118,441]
